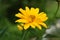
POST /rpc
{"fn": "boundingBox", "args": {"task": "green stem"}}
[21,30,28,40]
[54,1,59,18]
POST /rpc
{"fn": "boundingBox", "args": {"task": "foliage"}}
[0,0,60,40]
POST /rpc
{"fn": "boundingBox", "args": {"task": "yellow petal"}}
[30,7,35,12]
[40,22,47,28]
[17,25,23,30]
[44,17,48,21]
[19,8,26,15]
[35,8,39,13]
[36,25,42,30]
[25,6,29,12]
[34,23,42,30]
[31,7,35,11]
[20,23,24,26]
[30,24,35,28]
[39,17,48,22]
[25,6,30,16]
[24,24,30,30]
[15,13,24,18]
[30,8,36,15]
[15,19,28,23]
[39,12,48,21]
[39,12,46,17]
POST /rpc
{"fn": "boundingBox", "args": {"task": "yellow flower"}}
[17,25,23,30]
[15,6,48,30]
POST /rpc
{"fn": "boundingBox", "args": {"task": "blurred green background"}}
[0,0,60,40]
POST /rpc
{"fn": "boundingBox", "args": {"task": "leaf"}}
[0,27,8,37]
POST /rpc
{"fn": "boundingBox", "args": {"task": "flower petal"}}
[36,25,42,30]
[39,12,48,21]
[17,25,23,30]
[30,23,35,28]
[15,19,28,23]
[39,12,46,16]
[24,24,30,30]
[19,8,26,15]
[33,23,42,30]
[35,8,39,13]
[25,6,30,16]
[15,13,24,18]
[25,6,29,12]
[40,22,47,28]
[30,8,37,15]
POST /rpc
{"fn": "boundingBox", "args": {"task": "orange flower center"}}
[29,15,35,23]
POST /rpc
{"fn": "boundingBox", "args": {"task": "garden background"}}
[0,0,60,40]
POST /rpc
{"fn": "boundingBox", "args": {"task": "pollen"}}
[29,15,35,22]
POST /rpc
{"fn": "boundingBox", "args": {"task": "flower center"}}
[29,15,35,22]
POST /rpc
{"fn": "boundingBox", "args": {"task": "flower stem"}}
[54,1,59,18]
[21,30,28,40]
